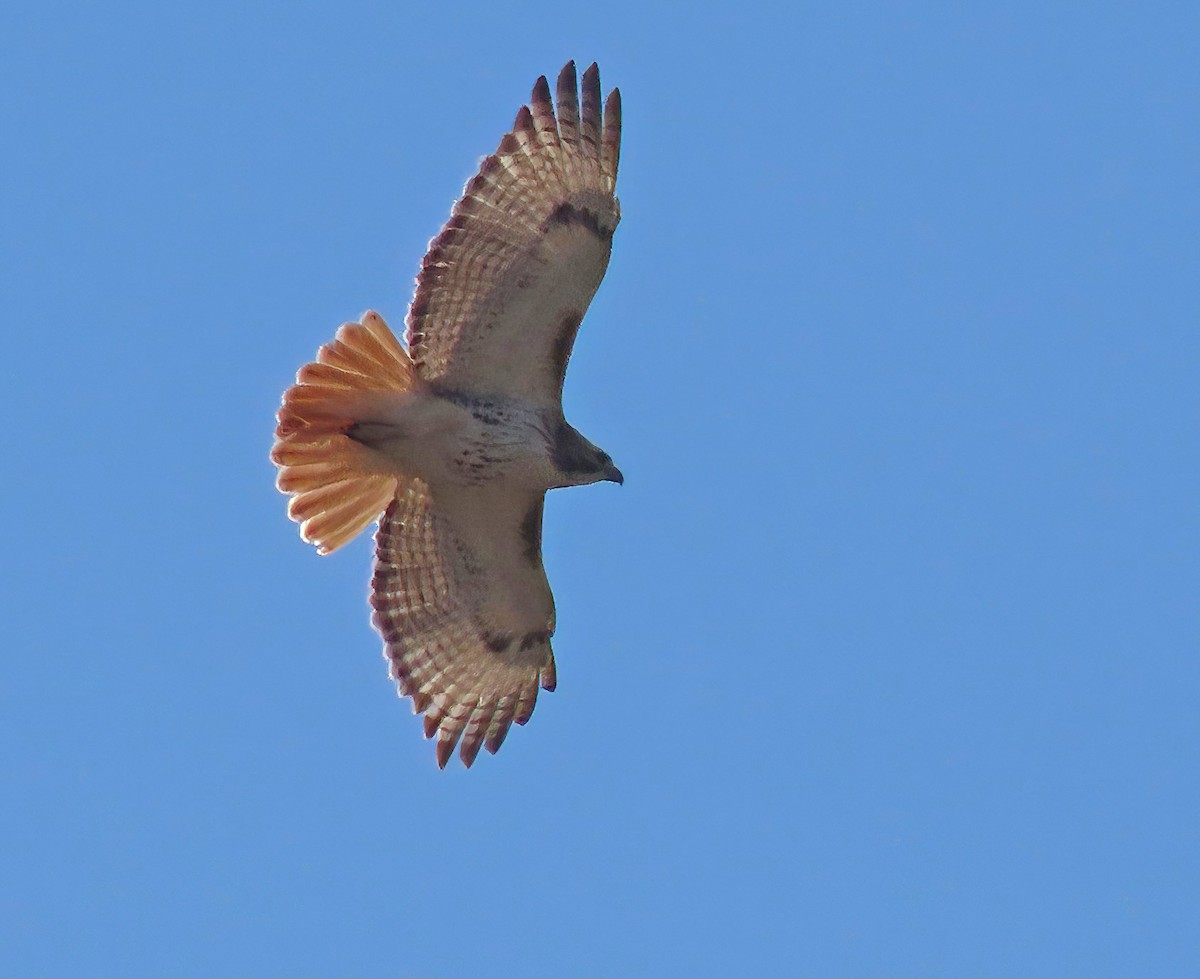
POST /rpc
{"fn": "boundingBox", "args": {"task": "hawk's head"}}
[550,421,623,488]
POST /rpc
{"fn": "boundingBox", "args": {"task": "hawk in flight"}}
[272,62,623,768]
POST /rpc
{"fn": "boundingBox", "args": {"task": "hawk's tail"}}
[271,311,419,555]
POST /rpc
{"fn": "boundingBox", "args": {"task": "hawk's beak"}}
[603,463,624,486]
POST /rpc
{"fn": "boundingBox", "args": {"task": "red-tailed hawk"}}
[271,62,623,768]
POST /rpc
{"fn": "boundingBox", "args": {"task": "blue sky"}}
[4,1,1198,975]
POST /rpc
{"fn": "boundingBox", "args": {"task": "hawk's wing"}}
[406,61,621,410]
[371,479,557,767]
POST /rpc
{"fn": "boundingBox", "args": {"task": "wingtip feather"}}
[602,87,622,182]
[540,655,557,692]
[555,62,581,146]
[580,63,602,153]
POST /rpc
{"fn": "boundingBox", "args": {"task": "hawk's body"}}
[271,63,623,768]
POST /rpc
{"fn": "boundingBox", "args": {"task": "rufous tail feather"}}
[272,311,418,555]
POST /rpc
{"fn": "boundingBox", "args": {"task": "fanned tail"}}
[271,311,419,555]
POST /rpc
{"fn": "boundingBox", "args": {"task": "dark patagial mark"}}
[436,386,508,422]
[552,311,583,394]
[482,631,513,654]
[519,500,544,564]
[545,201,610,239]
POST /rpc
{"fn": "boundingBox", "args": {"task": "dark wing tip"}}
[514,686,538,726]
[540,655,558,692]
[483,696,518,755]
[423,714,439,739]
[556,61,578,105]
[531,74,552,106]
[459,735,484,768]
[580,63,602,151]
[554,62,581,143]
[602,86,622,179]
[484,726,510,755]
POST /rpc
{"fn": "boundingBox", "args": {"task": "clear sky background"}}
[4,2,1198,975]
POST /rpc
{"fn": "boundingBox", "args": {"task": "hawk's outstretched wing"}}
[371,479,558,768]
[406,61,621,409]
